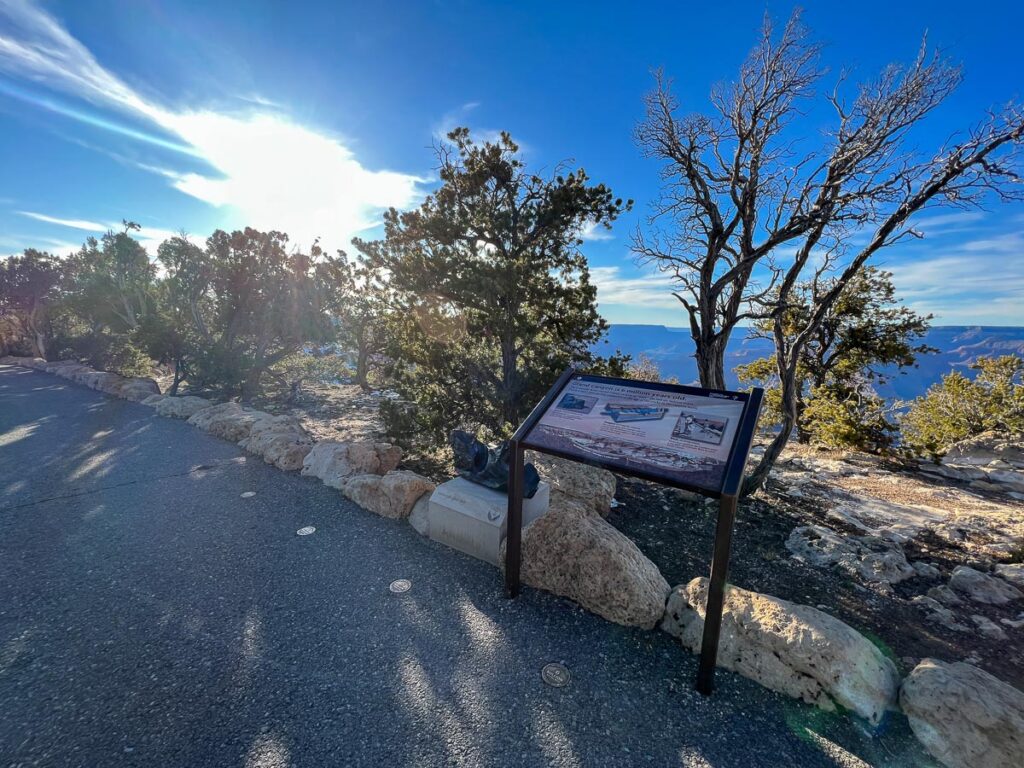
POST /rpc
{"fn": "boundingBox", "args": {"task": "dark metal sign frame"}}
[505,367,763,695]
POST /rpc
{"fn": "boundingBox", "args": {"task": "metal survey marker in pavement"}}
[506,368,763,695]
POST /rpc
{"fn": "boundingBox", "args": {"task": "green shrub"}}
[902,355,1024,459]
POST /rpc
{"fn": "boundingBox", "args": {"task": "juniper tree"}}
[735,266,932,451]
[353,128,631,443]
[0,249,64,358]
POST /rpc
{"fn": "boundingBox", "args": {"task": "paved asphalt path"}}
[0,364,935,768]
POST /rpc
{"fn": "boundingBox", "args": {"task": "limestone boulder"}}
[76,370,123,392]
[900,659,1024,768]
[42,360,91,378]
[3,356,47,369]
[301,440,402,489]
[187,402,265,442]
[949,565,1023,605]
[502,494,669,629]
[154,395,215,420]
[343,470,435,519]
[994,563,1024,590]
[110,377,160,402]
[239,414,313,471]
[943,432,1024,469]
[986,469,1024,493]
[919,463,988,482]
[786,524,915,585]
[526,451,617,516]
[142,394,166,407]
[662,577,899,724]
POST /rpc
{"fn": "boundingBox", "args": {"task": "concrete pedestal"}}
[424,477,550,565]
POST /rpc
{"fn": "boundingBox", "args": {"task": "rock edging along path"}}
[4,355,1022,766]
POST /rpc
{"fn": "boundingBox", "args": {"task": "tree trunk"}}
[743,330,801,495]
[742,412,794,495]
[170,359,185,396]
[240,368,262,403]
[500,335,520,427]
[695,333,727,390]
[355,343,370,391]
[25,307,46,359]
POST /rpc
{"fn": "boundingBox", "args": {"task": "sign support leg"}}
[696,493,738,695]
[505,439,525,598]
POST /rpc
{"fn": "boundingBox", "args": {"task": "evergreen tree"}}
[0,249,64,358]
[903,355,1024,459]
[353,128,631,443]
[736,267,932,451]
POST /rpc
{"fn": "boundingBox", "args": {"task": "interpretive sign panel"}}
[504,367,763,696]
[526,374,747,494]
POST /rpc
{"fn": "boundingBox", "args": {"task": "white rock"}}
[912,561,942,579]
[786,524,914,584]
[994,563,1024,590]
[501,493,669,629]
[662,578,899,724]
[949,566,1023,605]
[187,402,264,442]
[526,451,616,516]
[408,493,432,537]
[342,470,435,519]
[912,596,969,632]
[239,414,313,471]
[986,469,1024,492]
[300,440,402,489]
[901,659,1024,768]
[154,395,214,419]
[970,615,1008,641]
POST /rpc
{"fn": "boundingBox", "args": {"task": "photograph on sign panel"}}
[672,410,728,446]
[529,377,745,491]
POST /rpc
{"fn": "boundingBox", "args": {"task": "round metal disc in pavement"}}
[541,663,570,687]
[296,526,316,536]
[389,579,412,594]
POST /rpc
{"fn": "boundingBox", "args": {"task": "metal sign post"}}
[505,367,762,694]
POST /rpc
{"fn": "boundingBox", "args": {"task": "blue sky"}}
[1,0,1022,326]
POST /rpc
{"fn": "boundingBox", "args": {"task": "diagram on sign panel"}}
[600,402,670,423]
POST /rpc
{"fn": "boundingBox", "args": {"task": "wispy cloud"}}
[433,101,523,151]
[885,231,1024,325]
[14,210,196,254]
[0,0,425,249]
[590,265,681,310]
[16,211,105,231]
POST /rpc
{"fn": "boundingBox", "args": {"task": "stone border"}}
[4,354,1020,763]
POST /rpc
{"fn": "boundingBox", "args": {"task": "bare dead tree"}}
[746,96,1024,491]
[633,10,1023,490]
[634,12,827,389]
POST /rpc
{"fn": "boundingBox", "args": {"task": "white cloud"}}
[578,220,614,242]
[909,210,986,237]
[884,232,1024,325]
[0,0,425,249]
[15,210,198,254]
[433,101,524,152]
[590,265,681,310]
[16,211,105,231]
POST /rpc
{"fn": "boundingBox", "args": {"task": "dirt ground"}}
[607,449,1024,691]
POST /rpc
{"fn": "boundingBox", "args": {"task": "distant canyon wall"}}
[598,325,1024,400]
